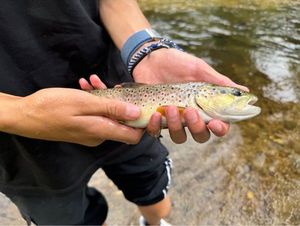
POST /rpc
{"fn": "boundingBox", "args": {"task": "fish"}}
[89,82,261,128]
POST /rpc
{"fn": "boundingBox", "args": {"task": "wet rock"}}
[269,166,277,176]
[289,154,300,172]
[283,120,296,130]
[253,153,266,169]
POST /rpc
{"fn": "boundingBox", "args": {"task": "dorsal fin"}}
[120,82,147,88]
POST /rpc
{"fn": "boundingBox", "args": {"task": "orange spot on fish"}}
[156,106,186,117]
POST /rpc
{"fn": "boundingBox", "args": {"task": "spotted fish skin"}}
[91,82,203,108]
[89,82,261,128]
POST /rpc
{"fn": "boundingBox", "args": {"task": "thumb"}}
[102,99,141,120]
[213,74,250,92]
[83,96,141,121]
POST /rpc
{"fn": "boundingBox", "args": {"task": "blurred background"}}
[0,0,299,225]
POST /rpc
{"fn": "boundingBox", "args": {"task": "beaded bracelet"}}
[127,38,183,75]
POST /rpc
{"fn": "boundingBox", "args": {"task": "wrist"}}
[127,37,183,75]
[0,94,22,133]
[120,28,162,66]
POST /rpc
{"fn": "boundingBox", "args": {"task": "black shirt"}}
[0,0,164,195]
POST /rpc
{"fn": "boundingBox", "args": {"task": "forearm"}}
[99,0,151,49]
[0,93,21,133]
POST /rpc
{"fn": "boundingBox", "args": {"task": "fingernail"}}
[149,131,161,138]
[125,104,140,118]
[237,84,249,92]
[185,109,199,123]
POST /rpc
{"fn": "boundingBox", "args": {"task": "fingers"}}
[98,117,144,144]
[79,74,107,90]
[183,108,210,143]
[77,115,144,146]
[146,112,162,137]
[79,78,93,90]
[196,59,249,92]
[89,74,107,89]
[207,119,230,137]
[146,107,229,144]
[147,106,212,144]
[210,73,249,92]
[165,106,187,144]
[219,75,249,92]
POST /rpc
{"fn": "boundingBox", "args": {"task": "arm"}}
[99,0,247,89]
[0,93,21,132]
[99,0,151,49]
[99,0,243,143]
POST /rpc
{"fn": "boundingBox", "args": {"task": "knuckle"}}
[84,126,105,146]
[85,141,102,147]
[128,132,142,144]
[129,136,141,145]
[104,101,121,117]
[85,136,104,147]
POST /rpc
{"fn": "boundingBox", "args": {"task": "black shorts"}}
[4,140,172,225]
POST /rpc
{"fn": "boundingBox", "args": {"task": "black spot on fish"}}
[232,90,242,96]
[220,90,226,94]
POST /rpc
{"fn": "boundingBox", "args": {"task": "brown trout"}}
[90,82,261,128]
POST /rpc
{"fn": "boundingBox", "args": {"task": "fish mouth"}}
[195,94,261,122]
[215,95,261,122]
[248,96,258,105]
[228,95,261,118]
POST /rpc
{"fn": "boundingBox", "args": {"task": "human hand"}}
[132,48,248,143]
[80,75,226,144]
[132,48,248,89]
[5,82,143,146]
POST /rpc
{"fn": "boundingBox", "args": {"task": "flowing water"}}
[140,0,300,225]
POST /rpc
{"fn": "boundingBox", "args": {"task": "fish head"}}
[194,84,261,122]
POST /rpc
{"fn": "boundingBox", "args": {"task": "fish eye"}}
[232,90,242,96]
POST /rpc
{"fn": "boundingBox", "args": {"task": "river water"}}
[140,0,300,225]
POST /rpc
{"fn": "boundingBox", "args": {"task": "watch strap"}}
[121,28,162,66]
